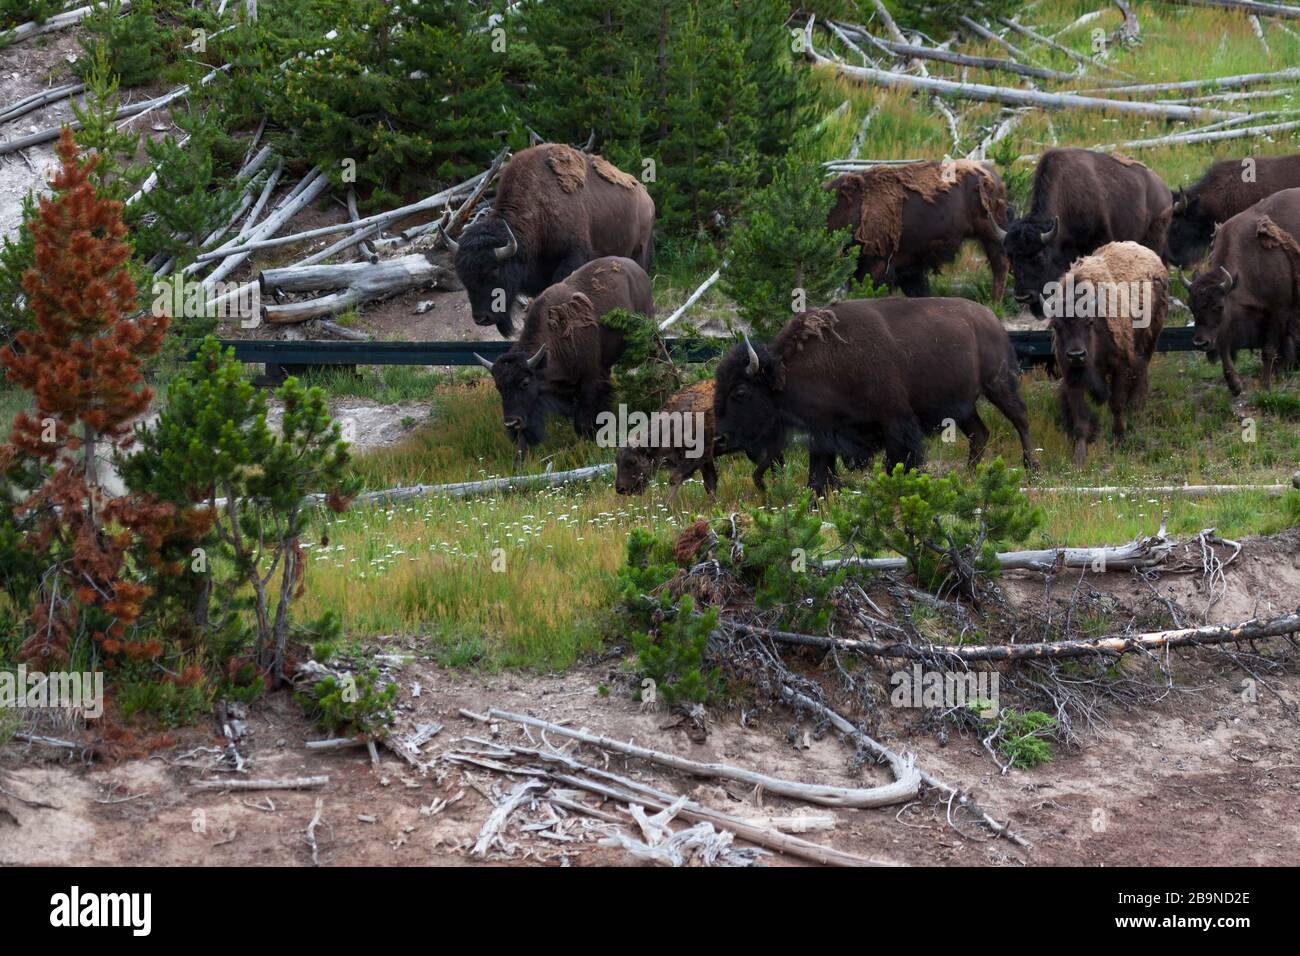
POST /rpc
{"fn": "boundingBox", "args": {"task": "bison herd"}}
[444,142,1300,494]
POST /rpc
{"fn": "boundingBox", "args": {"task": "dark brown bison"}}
[1170,153,1300,268]
[1048,242,1168,466]
[997,148,1171,316]
[474,257,653,458]
[1188,187,1300,394]
[713,298,1036,495]
[826,160,1009,299]
[446,144,655,337]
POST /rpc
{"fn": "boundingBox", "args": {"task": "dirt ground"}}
[3,529,1297,868]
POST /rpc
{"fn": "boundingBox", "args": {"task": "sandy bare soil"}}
[3,530,1297,868]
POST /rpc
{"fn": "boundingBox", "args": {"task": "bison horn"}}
[993,221,1008,243]
[526,342,548,368]
[1172,188,1187,215]
[494,221,519,261]
[472,352,494,370]
[1218,266,1235,293]
[1039,216,1059,245]
[742,332,760,377]
[440,212,459,253]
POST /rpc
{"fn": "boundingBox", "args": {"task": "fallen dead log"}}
[2,1,130,45]
[459,742,889,866]
[1112,0,1142,42]
[742,611,1300,663]
[192,775,329,791]
[346,187,378,264]
[658,267,722,331]
[779,686,1030,848]
[260,254,450,323]
[486,707,920,809]
[212,465,614,513]
[823,526,1175,573]
[0,82,85,126]
[955,14,1032,61]
[834,25,1076,81]
[994,16,1118,74]
[304,737,367,752]
[473,779,545,857]
[1091,117,1300,150]
[0,64,230,156]
[1028,479,1298,495]
[1167,0,1300,18]
[202,168,331,289]
[1074,67,1300,95]
[803,21,1233,121]
[191,175,484,264]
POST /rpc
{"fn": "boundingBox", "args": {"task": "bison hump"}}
[545,144,589,194]
[592,154,640,190]
[780,307,846,353]
[1110,153,1147,169]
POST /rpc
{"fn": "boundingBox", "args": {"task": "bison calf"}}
[713,297,1036,495]
[615,381,719,498]
[1048,242,1168,466]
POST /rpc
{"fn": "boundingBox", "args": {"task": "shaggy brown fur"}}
[592,154,640,190]
[1189,189,1300,393]
[1256,214,1300,299]
[615,380,720,497]
[1052,241,1168,466]
[827,160,1009,299]
[545,144,588,193]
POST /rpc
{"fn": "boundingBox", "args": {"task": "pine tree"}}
[0,130,169,665]
[124,337,357,685]
[721,144,856,339]
[655,2,760,235]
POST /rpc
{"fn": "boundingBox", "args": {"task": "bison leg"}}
[1108,370,1132,444]
[1058,381,1095,469]
[977,227,1009,303]
[897,269,930,298]
[958,411,990,469]
[808,450,838,496]
[701,458,718,496]
[983,374,1038,471]
[574,379,610,438]
[883,418,925,473]
[1220,347,1245,396]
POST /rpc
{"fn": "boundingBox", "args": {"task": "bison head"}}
[614,444,655,495]
[475,343,549,460]
[446,216,525,337]
[1188,266,1235,350]
[714,334,787,467]
[997,215,1061,317]
[1049,306,1095,376]
[824,174,862,239]
[1167,189,1214,268]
